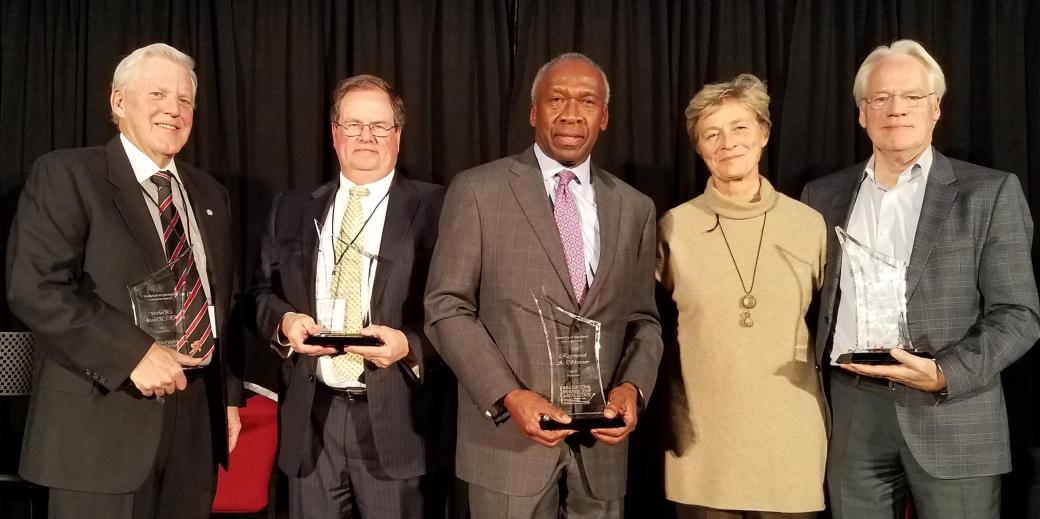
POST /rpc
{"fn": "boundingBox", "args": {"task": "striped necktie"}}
[150,171,214,362]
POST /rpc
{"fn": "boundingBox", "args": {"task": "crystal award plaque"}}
[304,297,382,346]
[128,248,214,361]
[834,227,933,364]
[533,292,624,431]
[303,219,383,347]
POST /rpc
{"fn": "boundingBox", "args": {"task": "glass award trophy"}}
[834,227,932,364]
[303,219,382,347]
[305,298,381,346]
[128,247,214,361]
[533,292,624,431]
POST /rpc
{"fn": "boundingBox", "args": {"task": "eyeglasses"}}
[861,92,935,110]
[334,121,397,138]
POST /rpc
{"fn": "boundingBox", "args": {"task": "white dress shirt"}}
[533,143,601,286]
[831,147,933,364]
[313,171,393,387]
[121,134,217,350]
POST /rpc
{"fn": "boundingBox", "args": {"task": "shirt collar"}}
[533,143,592,186]
[862,146,933,188]
[121,133,181,184]
[337,169,395,198]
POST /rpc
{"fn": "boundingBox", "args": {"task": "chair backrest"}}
[0,332,34,396]
[212,393,279,514]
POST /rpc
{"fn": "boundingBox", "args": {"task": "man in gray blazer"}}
[425,53,663,518]
[801,40,1039,519]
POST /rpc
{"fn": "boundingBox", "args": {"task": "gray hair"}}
[530,52,611,105]
[685,73,771,145]
[852,39,946,103]
[110,43,197,124]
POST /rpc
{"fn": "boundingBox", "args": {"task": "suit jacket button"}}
[307,375,315,382]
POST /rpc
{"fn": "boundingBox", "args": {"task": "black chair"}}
[0,331,43,519]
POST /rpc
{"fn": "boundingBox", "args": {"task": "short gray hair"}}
[852,39,946,103]
[530,52,611,105]
[110,43,198,124]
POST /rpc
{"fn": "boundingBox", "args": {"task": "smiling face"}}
[332,88,401,184]
[694,99,769,185]
[858,54,941,162]
[110,56,195,168]
[529,59,609,166]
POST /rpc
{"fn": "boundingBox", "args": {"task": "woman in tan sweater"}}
[657,74,827,518]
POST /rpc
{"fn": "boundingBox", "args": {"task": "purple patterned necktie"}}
[554,170,587,304]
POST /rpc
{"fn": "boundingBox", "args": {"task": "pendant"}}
[740,294,757,309]
[741,310,754,328]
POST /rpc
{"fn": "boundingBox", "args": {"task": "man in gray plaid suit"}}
[425,53,662,518]
[801,39,1040,519]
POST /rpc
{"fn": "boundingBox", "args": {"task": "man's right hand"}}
[502,388,575,448]
[130,343,202,397]
[280,312,337,356]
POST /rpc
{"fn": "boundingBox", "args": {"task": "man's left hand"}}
[591,382,639,445]
[226,406,241,453]
[842,348,947,393]
[344,324,410,368]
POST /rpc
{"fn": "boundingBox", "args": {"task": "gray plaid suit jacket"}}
[424,146,663,498]
[801,150,1040,478]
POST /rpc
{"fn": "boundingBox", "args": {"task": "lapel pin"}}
[206,209,213,216]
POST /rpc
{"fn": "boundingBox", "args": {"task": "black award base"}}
[303,333,383,346]
[539,412,625,431]
[836,349,934,365]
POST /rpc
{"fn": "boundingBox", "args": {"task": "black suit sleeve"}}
[250,192,299,347]
[6,153,153,391]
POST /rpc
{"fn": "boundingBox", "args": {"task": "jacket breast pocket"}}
[929,240,976,278]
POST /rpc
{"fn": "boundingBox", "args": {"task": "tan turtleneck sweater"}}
[656,176,827,512]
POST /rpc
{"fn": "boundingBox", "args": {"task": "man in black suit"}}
[251,74,452,518]
[6,43,243,519]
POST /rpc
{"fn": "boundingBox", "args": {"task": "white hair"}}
[852,39,946,103]
[110,43,197,123]
[530,52,611,105]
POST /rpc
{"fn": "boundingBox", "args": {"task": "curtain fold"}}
[1,1,1038,515]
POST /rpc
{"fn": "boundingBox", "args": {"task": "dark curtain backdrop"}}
[2,1,1039,517]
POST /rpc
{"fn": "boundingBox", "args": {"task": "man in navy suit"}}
[251,74,453,519]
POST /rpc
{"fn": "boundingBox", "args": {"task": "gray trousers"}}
[288,390,429,519]
[827,370,1000,519]
[468,441,622,519]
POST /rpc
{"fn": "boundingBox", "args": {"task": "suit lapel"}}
[106,138,167,274]
[305,182,337,317]
[371,175,418,310]
[830,167,864,270]
[819,165,864,325]
[906,153,958,299]
[582,166,619,312]
[508,149,575,305]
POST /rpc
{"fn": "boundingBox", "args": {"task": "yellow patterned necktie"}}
[330,185,369,380]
